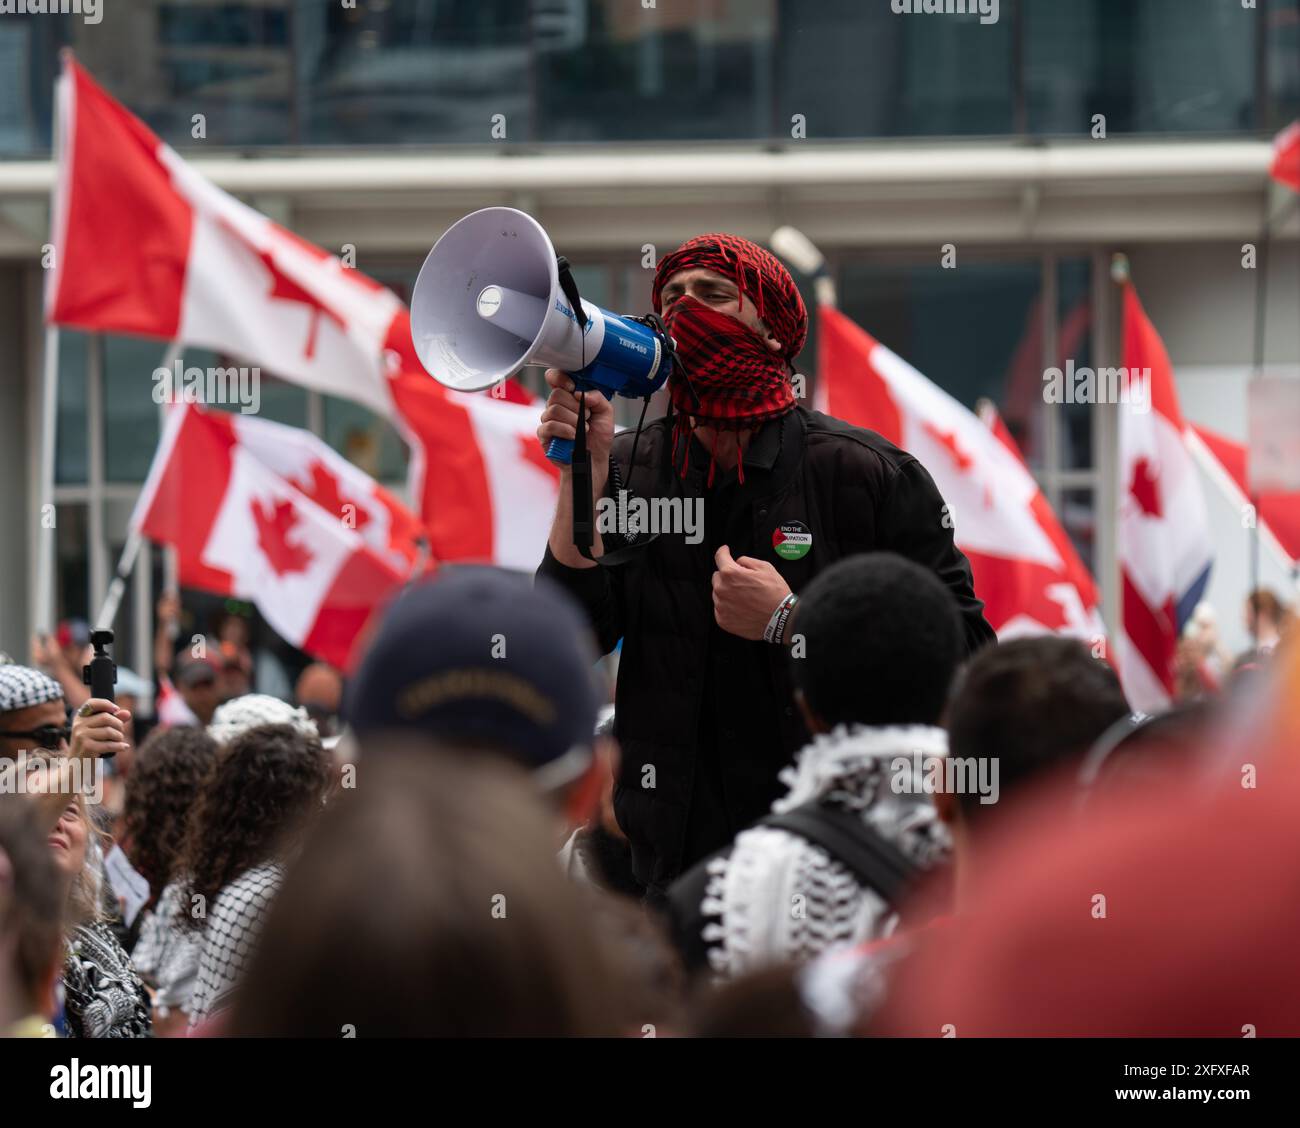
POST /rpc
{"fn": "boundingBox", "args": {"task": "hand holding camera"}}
[75,629,130,761]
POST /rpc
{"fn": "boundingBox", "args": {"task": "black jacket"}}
[537,406,994,893]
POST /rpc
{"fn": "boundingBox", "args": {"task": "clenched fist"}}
[712,544,792,641]
[536,368,614,472]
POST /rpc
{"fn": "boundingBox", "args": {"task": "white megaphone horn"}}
[409,207,676,465]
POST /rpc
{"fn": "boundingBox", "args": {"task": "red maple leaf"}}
[251,497,314,576]
[219,218,348,360]
[518,434,562,482]
[922,420,995,507]
[252,247,347,360]
[923,421,974,473]
[1129,457,1162,517]
[298,462,371,534]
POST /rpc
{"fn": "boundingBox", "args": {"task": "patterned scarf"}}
[698,724,951,981]
[651,234,808,486]
[62,920,153,1038]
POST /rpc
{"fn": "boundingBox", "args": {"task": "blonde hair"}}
[26,750,110,930]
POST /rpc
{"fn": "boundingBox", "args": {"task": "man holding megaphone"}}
[406,212,995,902]
[532,231,996,904]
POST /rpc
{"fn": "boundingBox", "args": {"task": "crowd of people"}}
[0,567,1296,1038]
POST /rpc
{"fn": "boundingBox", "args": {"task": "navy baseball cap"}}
[345,566,603,789]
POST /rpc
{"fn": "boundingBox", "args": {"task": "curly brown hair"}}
[122,726,218,896]
[177,724,331,932]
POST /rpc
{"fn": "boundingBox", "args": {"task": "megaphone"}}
[410,207,675,464]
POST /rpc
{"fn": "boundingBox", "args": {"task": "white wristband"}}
[763,592,798,644]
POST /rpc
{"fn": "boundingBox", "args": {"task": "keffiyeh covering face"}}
[651,234,808,485]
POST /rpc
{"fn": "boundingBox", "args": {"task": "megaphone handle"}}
[545,437,575,465]
[543,382,610,465]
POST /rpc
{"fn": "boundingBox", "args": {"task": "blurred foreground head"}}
[345,566,601,791]
[876,773,1300,1036]
[945,636,1131,825]
[226,745,625,1037]
[0,802,64,1030]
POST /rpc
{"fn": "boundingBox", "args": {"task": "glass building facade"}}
[2,0,1297,155]
[1,0,1294,668]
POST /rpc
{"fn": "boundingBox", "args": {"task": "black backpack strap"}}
[757,802,920,911]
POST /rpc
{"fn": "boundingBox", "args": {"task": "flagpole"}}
[35,55,69,638]
[95,528,144,630]
[401,537,431,594]
[1248,189,1271,648]
[1246,190,1298,645]
[157,342,181,638]
[35,326,60,635]
[96,341,182,633]
[768,225,835,412]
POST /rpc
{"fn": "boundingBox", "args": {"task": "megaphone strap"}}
[577,439,664,568]
[555,256,589,330]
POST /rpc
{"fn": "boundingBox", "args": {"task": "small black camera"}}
[83,628,117,704]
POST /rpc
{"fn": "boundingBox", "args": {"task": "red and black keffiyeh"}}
[651,234,808,485]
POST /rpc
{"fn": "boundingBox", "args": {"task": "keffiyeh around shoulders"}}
[131,881,202,1016]
[62,920,153,1038]
[188,861,284,1031]
[699,724,952,980]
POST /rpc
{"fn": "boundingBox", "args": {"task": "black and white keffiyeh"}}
[131,881,202,1018]
[695,724,951,979]
[62,920,153,1038]
[187,861,283,1030]
[206,694,317,746]
[0,665,63,714]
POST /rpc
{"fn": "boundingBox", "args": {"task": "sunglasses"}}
[0,724,72,751]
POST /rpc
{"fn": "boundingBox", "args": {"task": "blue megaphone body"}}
[409,207,675,464]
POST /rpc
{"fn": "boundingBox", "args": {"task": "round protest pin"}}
[772,521,812,561]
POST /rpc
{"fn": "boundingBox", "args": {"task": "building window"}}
[778,0,1015,139]
[1025,0,1257,136]
[56,332,89,486]
[103,336,166,484]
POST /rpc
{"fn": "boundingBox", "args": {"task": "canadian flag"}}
[1117,284,1213,712]
[46,57,399,419]
[45,56,559,571]
[384,313,561,571]
[131,404,424,670]
[220,407,429,573]
[817,305,1106,644]
[1270,121,1300,194]
[1186,423,1300,570]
